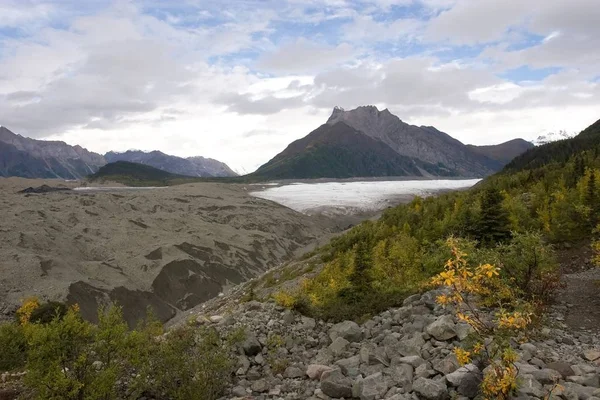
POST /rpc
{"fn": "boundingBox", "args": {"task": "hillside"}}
[467,138,534,165]
[105,150,237,178]
[252,122,455,179]
[503,118,600,173]
[88,161,199,186]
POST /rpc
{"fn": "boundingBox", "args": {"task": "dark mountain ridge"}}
[0,126,236,179]
[253,106,533,179]
[252,121,455,179]
[105,150,237,178]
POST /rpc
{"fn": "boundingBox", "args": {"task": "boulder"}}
[546,361,575,379]
[320,369,353,398]
[329,321,362,342]
[387,363,413,387]
[412,377,449,400]
[583,350,600,362]
[530,368,562,384]
[353,372,389,400]
[335,355,361,377]
[306,364,334,380]
[329,337,350,356]
[283,365,305,379]
[445,364,480,387]
[426,315,457,341]
[251,379,269,393]
[242,333,262,356]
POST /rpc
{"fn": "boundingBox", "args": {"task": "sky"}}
[0,0,598,173]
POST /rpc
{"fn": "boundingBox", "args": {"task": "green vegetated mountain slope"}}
[277,117,600,321]
[252,122,455,179]
[88,161,201,186]
[466,138,534,165]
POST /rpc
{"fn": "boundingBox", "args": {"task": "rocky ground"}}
[192,288,600,400]
[0,177,341,326]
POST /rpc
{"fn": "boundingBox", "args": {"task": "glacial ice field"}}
[250,179,481,214]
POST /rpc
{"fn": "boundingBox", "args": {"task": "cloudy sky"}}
[0,0,598,172]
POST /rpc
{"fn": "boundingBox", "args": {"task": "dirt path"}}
[560,268,600,334]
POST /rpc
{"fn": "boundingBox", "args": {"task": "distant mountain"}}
[533,130,576,146]
[89,161,196,186]
[0,126,236,179]
[105,151,237,178]
[467,139,535,166]
[326,106,506,177]
[252,122,456,179]
[0,126,105,179]
[253,106,532,179]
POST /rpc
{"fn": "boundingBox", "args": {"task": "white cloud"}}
[0,0,598,172]
[258,39,356,73]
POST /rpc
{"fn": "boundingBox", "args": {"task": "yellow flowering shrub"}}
[16,297,41,325]
[431,238,535,400]
[272,291,296,308]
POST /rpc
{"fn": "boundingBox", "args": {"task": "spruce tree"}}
[339,241,373,303]
[586,169,598,227]
[476,187,512,246]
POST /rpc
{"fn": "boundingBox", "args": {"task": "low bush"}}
[0,322,27,372]
[3,299,241,400]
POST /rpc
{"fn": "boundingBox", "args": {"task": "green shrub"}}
[128,325,241,400]
[21,303,239,400]
[0,322,27,372]
[496,232,560,302]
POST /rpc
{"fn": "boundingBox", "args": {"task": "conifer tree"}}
[476,187,512,246]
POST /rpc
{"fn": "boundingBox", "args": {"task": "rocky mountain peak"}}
[326,105,403,142]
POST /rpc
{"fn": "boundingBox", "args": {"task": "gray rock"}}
[517,374,544,398]
[306,364,334,380]
[284,365,305,379]
[412,377,449,400]
[386,363,413,387]
[329,321,362,342]
[320,369,353,398]
[353,372,388,400]
[329,337,350,356]
[547,361,575,378]
[520,343,538,355]
[242,333,262,356]
[531,368,562,384]
[445,364,480,387]
[567,374,600,388]
[454,323,473,340]
[232,386,247,397]
[457,372,481,398]
[397,355,426,368]
[426,315,457,341]
[584,350,600,362]
[336,355,361,377]
[403,294,421,306]
[251,379,269,393]
[433,355,459,375]
[385,333,425,359]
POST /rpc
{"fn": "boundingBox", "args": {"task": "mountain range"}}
[253,106,534,179]
[0,126,237,180]
[2,107,540,181]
